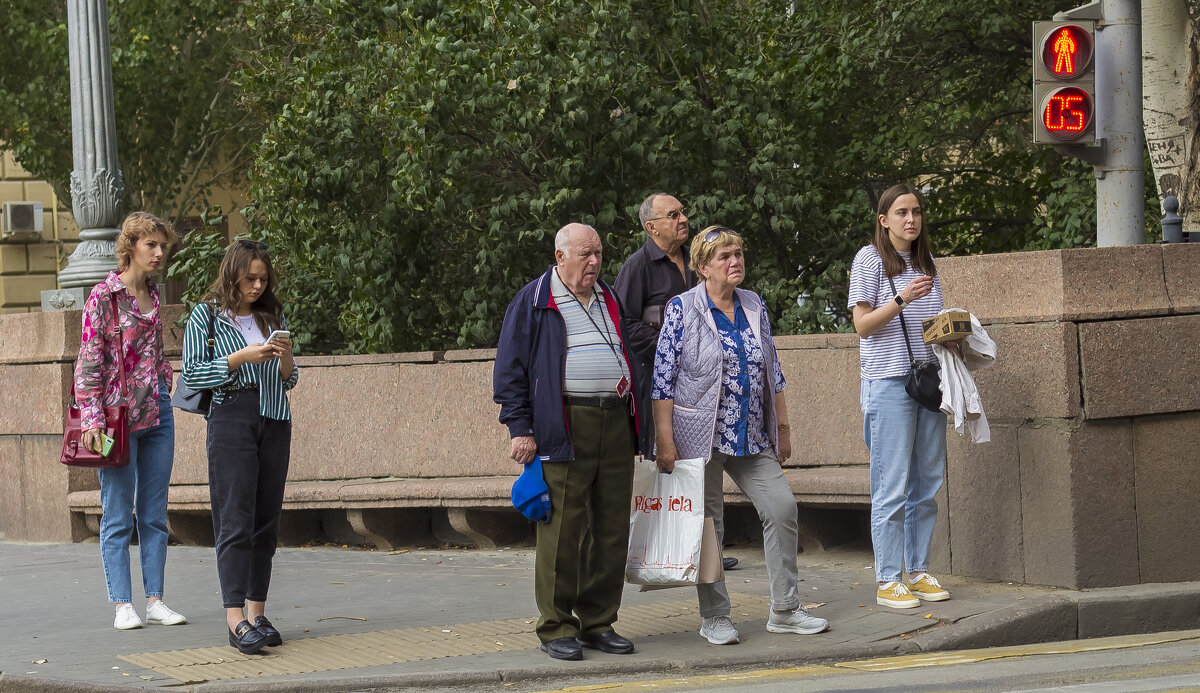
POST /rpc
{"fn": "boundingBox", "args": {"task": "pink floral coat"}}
[74,272,173,433]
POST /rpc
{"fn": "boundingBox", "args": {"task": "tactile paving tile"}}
[119,593,774,682]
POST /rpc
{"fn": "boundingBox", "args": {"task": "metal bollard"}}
[1161,196,1184,243]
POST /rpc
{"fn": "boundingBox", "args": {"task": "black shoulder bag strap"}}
[886,276,918,366]
[887,275,943,413]
[205,302,216,360]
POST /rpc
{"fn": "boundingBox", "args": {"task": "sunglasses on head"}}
[236,239,269,250]
[703,227,736,243]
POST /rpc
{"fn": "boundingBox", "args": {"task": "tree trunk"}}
[1184,10,1200,232]
[1143,0,1198,232]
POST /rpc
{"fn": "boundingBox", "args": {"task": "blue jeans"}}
[861,377,947,584]
[98,379,175,603]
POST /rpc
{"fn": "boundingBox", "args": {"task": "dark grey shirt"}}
[614,238,697,364]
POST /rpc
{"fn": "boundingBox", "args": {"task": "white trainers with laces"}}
[766,607,829,634]
[699,615,740,645]
[114,603,143,630]
[145,600,188,625]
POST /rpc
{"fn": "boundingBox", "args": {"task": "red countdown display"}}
[1040,87,1093,140]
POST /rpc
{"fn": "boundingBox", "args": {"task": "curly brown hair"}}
[204,239,283,335]
[115,212,179,272]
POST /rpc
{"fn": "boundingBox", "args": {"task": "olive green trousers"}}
[534,403,635,643]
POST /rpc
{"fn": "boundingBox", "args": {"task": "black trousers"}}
[206,390,291,608]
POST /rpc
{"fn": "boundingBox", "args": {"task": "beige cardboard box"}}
[922,310,973,344]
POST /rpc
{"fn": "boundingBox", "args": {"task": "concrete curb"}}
[0,673,123,693]
[911,582,1200,653]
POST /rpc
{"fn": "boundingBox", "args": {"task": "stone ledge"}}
[940,245,1178,324]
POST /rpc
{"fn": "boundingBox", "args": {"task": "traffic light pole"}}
[1094,0,1144,245]
[1056,0,1144,246]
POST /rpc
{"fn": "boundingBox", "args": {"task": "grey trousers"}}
[697,448,801,617]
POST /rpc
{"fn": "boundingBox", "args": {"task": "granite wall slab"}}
[1078,314,1200,419]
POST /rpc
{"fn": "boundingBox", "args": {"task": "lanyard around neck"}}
[559,281,625,368]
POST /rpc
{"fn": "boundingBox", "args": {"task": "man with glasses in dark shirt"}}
[615,193,739,571]
[615,193,695,363]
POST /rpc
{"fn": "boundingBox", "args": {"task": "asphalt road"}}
[512,631,1200,693]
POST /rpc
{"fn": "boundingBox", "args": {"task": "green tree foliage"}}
[0,0,255,221]
[241,0,1130,353]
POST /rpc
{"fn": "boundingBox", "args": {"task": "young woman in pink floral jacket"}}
[74,212,188,631]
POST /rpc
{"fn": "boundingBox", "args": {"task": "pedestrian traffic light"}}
[1032,20,1096,144]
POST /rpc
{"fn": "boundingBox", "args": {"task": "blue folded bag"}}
[511,458,552,522]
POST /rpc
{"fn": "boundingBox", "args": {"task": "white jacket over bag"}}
[931,310,996,443]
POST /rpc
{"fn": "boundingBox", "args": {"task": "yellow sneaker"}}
[876,581,920,609]
[906,573,950,601]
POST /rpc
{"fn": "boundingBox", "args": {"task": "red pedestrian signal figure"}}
[1051,28,1077,75]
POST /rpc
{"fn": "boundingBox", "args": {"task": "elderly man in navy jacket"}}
[493,223,653,661]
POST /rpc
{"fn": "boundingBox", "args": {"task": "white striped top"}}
[181,302,299,420]
[550,269,631,396]
[848,245,943,380]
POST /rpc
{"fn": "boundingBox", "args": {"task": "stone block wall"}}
[936,243,1200,588]
[0,147,74,313]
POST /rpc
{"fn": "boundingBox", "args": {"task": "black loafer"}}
[540,636,583,660]
[723,556,739,570]
[577,630,635,655]
[228,620,268,655]
[253,616,283,646]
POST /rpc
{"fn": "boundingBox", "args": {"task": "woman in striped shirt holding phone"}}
[848,184,951,611]
[181,239,299,655]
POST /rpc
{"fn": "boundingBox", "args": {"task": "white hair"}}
[555,223,596,254]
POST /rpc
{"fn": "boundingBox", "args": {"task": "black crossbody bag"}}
[887,276,942,412]
[171,304,217,416]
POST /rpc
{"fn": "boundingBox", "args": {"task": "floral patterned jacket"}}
[74,272,173,433]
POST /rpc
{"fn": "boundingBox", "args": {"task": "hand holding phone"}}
[266,329,291,345]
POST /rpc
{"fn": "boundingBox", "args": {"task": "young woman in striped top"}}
[848,184,952,611]
[181,239,298,654]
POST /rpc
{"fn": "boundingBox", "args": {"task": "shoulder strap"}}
[205,302,216,360]
[109,292,129,398]
[886,276,918,366]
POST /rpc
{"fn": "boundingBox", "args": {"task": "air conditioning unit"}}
[2,201,44,242]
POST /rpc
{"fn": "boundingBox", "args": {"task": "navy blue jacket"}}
[493,265,654,463]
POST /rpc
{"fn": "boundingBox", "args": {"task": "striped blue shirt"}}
[180,302,299,420]
[848,245,943,380]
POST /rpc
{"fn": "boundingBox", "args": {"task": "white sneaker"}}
[699,616,740,645]
[766,607,829,635]
[145,601,188,625]
[114,603,143,630]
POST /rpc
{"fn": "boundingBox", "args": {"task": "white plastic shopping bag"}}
[625,457,705,586]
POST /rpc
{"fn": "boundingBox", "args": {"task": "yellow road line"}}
[548,667,840,692]
[837,629,1200,671]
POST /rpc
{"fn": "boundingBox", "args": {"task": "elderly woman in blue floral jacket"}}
[652,226,830,646]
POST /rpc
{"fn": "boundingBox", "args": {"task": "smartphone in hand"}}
[92,432,115,456]
[266,329,290,345]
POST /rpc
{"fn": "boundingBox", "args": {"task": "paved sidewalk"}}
[0,541,1194,692]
